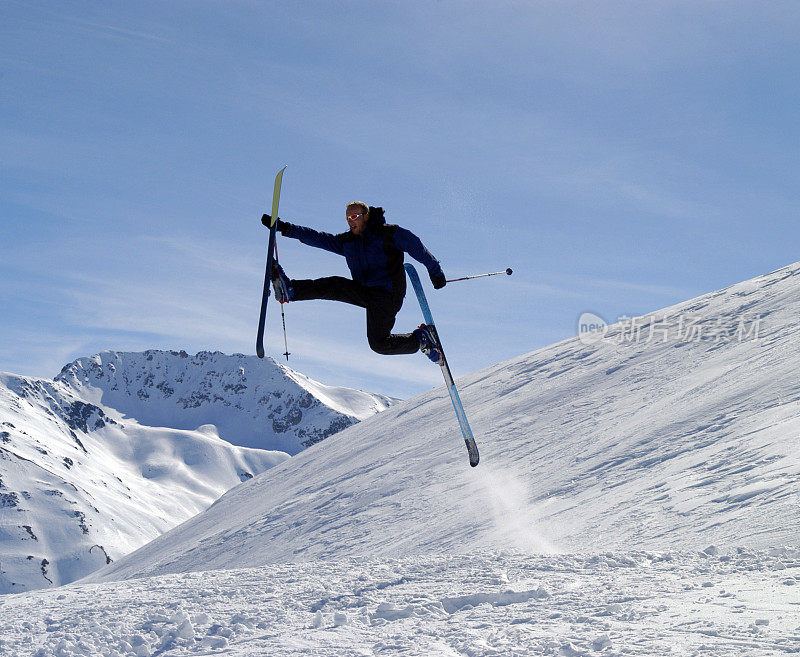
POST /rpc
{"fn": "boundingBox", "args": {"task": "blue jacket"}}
[285,210,443,294]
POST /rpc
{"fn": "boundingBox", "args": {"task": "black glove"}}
[261,214,291,236]
[431,272,447,290]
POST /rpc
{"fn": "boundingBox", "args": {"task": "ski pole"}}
[279,302,290,362]
[446,268,513,283]
[274,240,291,361]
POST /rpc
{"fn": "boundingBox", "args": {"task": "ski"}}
[405,263,480,467]
[256,166,286,359]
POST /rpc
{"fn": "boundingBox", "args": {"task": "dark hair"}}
[367,206,385,229]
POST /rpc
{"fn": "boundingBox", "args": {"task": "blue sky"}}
[2,1,800,399]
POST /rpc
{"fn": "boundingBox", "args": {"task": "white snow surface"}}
[3,549,800,656]
[56,350,396,453]
[4,262,800,655]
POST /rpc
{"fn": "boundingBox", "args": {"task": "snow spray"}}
[469,463,558,553]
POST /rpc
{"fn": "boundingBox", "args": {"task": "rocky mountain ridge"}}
[56,350,396,453]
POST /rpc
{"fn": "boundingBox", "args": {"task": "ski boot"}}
[271,262,294,303]
[414,324,443,365]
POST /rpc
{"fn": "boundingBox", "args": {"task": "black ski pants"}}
[291,277,420,355]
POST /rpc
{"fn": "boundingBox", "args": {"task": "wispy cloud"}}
[582,276,690,299]
[141,234,264,279]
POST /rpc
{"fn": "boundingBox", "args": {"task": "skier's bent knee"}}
[368,340,394,355]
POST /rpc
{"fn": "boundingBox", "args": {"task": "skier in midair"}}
[261,202,446,363]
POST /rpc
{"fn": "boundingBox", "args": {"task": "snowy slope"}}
[86,262,800,584]
[56,350,396,453]
[0,372,287,594]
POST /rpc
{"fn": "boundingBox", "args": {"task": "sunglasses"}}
[346,213,365,221]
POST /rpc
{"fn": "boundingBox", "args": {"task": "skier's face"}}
[346,206,368,235]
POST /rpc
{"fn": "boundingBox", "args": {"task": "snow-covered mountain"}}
[86,262,800,584]
[56,350,396,453]
[0,351,395,593]
[0,372,287,594]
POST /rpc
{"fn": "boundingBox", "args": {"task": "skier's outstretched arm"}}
[393,227,446,288]
[264,215,345,256]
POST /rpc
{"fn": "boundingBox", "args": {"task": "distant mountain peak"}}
[56,349,397,453]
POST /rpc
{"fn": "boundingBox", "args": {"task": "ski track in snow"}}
[2,550,800,656]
